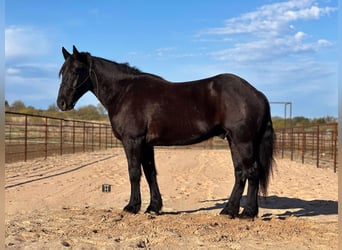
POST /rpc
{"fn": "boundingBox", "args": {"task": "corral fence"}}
[275,123,338,172]
[5,111,121,163]
[5,112,338,172]
[5,111,227,163]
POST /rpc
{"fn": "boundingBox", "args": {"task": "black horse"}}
[57,46,275,219]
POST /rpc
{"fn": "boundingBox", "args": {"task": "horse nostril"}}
[58,100,67,111]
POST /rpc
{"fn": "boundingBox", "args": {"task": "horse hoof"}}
[239,209,257,220]
[145,204,161,215]
[145,209,161,216]
[238,214,255,220]
[219,208,237,219]
[226,214,236,219]
[123,204,141,214]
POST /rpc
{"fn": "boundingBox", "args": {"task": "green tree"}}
[76,105,102,120]
[96,103,107,115]
[10,100,26,112]
[292,116,310,126]
[47,103,59,112]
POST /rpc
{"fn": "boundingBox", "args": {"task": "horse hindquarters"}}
[220,114,275,219]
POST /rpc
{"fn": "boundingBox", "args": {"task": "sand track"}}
[5,149,338,249]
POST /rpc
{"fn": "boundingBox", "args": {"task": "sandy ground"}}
[5,148,338,249]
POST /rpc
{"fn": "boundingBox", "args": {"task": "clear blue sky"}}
[5,0,338,118]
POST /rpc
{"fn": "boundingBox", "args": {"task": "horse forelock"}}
[59,58,70,78]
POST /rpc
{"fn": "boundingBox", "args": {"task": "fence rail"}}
[275,123,338,172]
[5,111,121,163]
[5,112,338,172]
[5,111,226,163]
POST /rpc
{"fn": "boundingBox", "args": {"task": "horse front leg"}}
[122,138,143,214]
[141,145,163,214]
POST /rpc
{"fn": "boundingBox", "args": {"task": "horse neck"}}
[90,59,130,111]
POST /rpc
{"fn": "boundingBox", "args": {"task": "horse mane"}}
[97,57,165,80]
[59,51,165,81]
[91,53,164,80]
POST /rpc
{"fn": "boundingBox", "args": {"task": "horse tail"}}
[258,102,275,196]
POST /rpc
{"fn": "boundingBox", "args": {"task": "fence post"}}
[311,131,315,158]
[92,123,94,152]
[83,122,86,152]
[24,114,28,162]
[9,124,12,144]
[45,117,48,159]
[333,123,337,173]
[99,124,102,150]
[281,129,285,158]
[73,120,76,154]
[290,127,294,161]
[105,125,108,150]
[60,119,63,155]
[316,125,320,168]
[111,127,113,148]
[301,126,305,164]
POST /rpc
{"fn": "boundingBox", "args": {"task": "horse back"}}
[110,73,269,145]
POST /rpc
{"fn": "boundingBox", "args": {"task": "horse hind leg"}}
[141,145,163,214]
[221,141,258,219]
[239,161,260,219]
[220,141,248,218]
[220,164,246,218]
[235,142,260,219]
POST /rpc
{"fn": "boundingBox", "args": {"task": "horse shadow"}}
[257,195,338,218]
[162,196,338,218]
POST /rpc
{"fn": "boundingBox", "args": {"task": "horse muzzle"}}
[57,98,74,111]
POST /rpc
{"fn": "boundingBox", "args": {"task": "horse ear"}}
[62,47,71,60]
[72,45,86,62]
[73,45,80,57]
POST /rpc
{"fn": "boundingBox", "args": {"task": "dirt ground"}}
[5,149,338,249]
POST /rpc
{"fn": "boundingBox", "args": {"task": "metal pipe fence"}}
[275,123,338,172]
[5,111,121,163]
[5,112,228,163]
[5,112,338,172]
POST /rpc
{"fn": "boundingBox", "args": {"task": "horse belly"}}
[146,117,218,146]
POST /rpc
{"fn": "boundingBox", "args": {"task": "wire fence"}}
[5,111,338,172]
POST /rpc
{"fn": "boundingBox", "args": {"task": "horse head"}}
[57,45,93,111]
